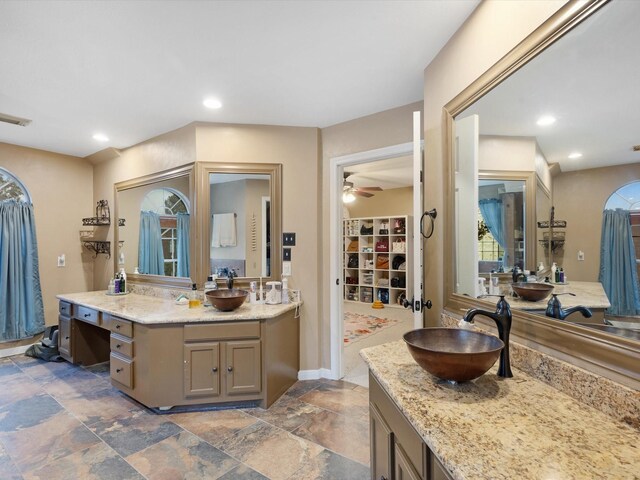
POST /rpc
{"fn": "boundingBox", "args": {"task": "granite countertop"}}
[361,340,639,480]
[57,291,299,324]
[505,280,610,310]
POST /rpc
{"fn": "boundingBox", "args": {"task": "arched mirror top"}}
[443,0,640,387]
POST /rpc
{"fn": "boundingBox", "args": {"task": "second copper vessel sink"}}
[403,328,504,382]
[206,289,248,311]
[511,282,554,302]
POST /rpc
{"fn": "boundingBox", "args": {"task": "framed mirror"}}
[195,162,282,288]
[114,163,195,288]
[444,0,639,386]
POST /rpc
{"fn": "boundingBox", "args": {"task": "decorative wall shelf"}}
[81,200,126,226]
[537,220,567,229]
[82,241,111,258]
[538,239,565,252]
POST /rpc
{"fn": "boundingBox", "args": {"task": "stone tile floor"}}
[0,355,370,480]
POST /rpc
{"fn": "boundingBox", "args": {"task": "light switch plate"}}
[57,254,65,267]
[282,261,292,276]
[283,248,292,261]
[578,250,585,261]
[283,232,296,246]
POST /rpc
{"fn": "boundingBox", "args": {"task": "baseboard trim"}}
[0,343,35,358]
[298,368,334,381]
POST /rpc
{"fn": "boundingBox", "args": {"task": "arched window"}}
[140,188,190,277]
[605,181,640,210]
[0,167,31,203]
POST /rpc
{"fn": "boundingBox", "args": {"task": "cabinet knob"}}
[212,367,218,373]
[65,336,69,340]
[116,344,121,349]
[84,313,91,318]
[116,368,123,373]
[227,366,233,372]
[115,324,121,329]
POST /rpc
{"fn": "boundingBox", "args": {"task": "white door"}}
[454,114,479,297]
[411,111,424,328]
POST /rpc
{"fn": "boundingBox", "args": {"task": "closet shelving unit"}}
[343,215,412,308]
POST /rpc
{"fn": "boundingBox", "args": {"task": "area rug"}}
[344,312,399,344]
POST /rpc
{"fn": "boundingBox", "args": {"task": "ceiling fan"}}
[343,172,382,203]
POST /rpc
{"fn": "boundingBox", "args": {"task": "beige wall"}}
[195,122,321,371]
[321,101,423,368]
[479,135,536,171]
[0,142,93,334]
[347,187,413,218]
[553,163,640,282]
[423,0,565,325]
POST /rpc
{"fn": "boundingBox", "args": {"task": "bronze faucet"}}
[226,270,236,290]
[545,293,593,320]
[462,295,513,378]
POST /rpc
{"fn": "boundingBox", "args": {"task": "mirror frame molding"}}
[195,162,282,288]
[113,163,196,289]
[443,0,640,388]
[478,170,536,272]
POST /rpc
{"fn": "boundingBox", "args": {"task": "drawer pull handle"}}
[212,367,218,373]
[84,313,91,318]
[115,324,121,329]
[116,368,123,373]
[227,366,233,372]
[116,344,121,349]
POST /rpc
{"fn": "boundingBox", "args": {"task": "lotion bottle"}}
[551,263,557,284]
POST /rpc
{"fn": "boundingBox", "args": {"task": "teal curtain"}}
[176,213,190,277]
[479,198,506,248]
[0,200,45,341]
[138,211,164,275]
[598,209,640,316]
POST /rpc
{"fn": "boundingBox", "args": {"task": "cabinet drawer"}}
[59,301,72,317]
[184,321,260,342]
[110,334,134,358]
[76,305,100,325]
[109,317,133,338]
[58,315,72,357]
[110,353,133,389]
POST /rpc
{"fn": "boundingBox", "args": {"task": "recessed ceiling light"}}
[568,152,583,159]
[203,98,222,109]
[92,133,109,142]
[536,115,556,126]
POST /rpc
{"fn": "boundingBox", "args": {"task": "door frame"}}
[329,141,424,380]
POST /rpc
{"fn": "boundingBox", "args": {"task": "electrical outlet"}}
[578,250,585,261]
[283,248,292,261]
[282,261,292,276]
[283,232,296,246]
[57,254,65,267]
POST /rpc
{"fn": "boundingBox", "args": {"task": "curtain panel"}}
[176,213,190,277]
[138,211,164,275]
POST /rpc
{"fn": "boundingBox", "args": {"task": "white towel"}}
[211,213,236,247]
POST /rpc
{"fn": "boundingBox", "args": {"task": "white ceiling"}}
[345,155,413,190]
[0,0,478,158]
[460,1,640,173]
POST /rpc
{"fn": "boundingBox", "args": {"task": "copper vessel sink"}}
[403,328,504,382]
[206,289,248,311]
[511,282,554,302]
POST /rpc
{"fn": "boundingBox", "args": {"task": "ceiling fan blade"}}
[357,186,383,191]
[355,191,375,198]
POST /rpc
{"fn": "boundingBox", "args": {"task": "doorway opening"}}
[329,127,423,387]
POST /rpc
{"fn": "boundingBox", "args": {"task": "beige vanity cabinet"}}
[183,322,262,402]
[370,373,454,480]
[58,301,73,361]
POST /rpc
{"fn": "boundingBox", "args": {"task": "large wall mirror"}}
[114,164,195,288]
[445,0,640,387]
[195,162,282,287]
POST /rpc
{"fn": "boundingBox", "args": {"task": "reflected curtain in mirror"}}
[598,209,640,316]
[138,211,164,275]
[176,213,190,277]
[0,200,45,341]
[479,199,505,249]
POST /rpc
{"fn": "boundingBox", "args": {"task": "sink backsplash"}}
[441,312,639,430]
[128,283,187,300]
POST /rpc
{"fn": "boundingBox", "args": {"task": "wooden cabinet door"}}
[395,442,422,480]
[224,340,261,396]
[184,342,220,397]
[58,315,72,359]
[370,403,393,480]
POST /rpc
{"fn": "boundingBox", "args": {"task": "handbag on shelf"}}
[347,254,358,268]
[377,277,389,287]
[392,255,404,270]
[375,239,389,252]
[392,239,406,253]
[360,224,374,235]
[376,254,390,269]
[393,218,406,234]
[347,240,358,252]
